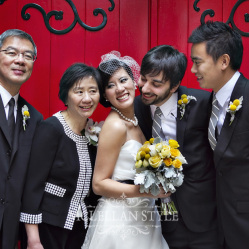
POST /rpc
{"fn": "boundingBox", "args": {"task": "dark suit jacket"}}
[20,116,98,230]
[135,86,217,233]
[0,95,42,249]
[214,74,249,248]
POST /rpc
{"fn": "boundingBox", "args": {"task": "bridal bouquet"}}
[134,137,187,215]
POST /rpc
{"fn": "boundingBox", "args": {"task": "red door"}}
[0,0,249,121]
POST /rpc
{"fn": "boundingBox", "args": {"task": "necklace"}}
[111,106,138,126]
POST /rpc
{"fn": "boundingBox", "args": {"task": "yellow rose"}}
[170,148,180,157]
[155,143,163,152]
[181,94,187,99]
[163,158,172,166]
[169,139,179,148]
[135,160,143,168]
[233,99,240,106]
[160,146,171,158]
[172,159,182,169]
[149,138,154,144]
[229,104,237,112]
[23,110,30,117]
[149,155,163,168]
[178,99,183,105]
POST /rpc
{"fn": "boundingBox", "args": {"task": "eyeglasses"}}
[0,47,37,62]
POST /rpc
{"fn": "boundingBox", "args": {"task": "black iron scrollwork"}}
[0,0,7,5]
[193,0,249,37]
[21,0,115,34]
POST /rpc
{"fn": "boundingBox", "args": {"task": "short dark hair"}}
[0,29,37,56]
[59,63,102,105]
[98,59,134,107]
[188,21,243,70]
[140,45,187,89]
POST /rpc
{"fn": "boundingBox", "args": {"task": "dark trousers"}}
[20,219,87,249]
[163,218,221,249]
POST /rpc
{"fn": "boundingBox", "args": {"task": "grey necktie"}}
[8,98,15,145]
[152,107,164,139]
[208,94,219,150]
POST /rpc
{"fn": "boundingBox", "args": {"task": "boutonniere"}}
[81,119,104,146]
[226,96,243,126]
[177,94,197,120]
[22,105,30,131]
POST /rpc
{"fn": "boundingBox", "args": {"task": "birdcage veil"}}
[98,51,140,84]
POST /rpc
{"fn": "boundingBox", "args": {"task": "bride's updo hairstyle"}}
[98,51,140,107]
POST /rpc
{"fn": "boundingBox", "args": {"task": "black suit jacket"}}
[0,95,43,249]
[135,86,217,233]
[214,74,249,248]
[20,116,99,230]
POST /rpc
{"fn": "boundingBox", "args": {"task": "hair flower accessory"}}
[226,96,243,126]
[22,105,30,131]
[177,94,197,119]
[81,119,104,146]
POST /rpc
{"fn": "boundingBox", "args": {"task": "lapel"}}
[0,95,12,146]
[176,86,189,149]
[214,75,247,165]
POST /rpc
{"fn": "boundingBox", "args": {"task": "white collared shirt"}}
[215,71,240,134]
[150,92,178,141]
[0,84,19,121]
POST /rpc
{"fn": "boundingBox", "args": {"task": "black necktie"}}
[8,98,15,145]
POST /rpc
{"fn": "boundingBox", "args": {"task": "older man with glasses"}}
[0,29,43,249]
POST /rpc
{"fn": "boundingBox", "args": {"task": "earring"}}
[106,99,109,102]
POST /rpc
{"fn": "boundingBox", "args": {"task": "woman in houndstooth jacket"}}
[19,63,101,249]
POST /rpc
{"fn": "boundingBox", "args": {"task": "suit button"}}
[0,198,5,204]
[7,175,11,180]
[6,149,11,156]
[218,171,223,176]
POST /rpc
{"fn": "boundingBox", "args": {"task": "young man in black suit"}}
[0,29,43,249]
[189,21,249,249]
[135,45,219,249]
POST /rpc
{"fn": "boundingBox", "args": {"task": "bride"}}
[82,51,170,249]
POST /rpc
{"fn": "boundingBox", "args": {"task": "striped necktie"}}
[208,94,219,150]
[152,107,164,139]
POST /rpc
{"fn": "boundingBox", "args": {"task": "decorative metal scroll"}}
[194,0,249,37]
[21,0,115,34]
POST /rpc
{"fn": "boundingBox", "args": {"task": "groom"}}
[135,45,219,249]
[189,21,249,249]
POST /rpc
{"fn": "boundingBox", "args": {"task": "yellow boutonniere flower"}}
[177,94,197,120]
[22,105,30,131]
[226,96,243,126]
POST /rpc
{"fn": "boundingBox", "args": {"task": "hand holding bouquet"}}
[134,137,187,215]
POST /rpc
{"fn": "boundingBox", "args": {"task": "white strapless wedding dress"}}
[82,140,169,249]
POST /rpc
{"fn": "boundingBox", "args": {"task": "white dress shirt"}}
[150,92,178,141]
[215,71,240,134]
[0,85,19,121]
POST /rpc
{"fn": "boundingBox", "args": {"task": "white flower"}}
[226,96,243,126]
[21,105,30,131]
[83,119,104,146]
